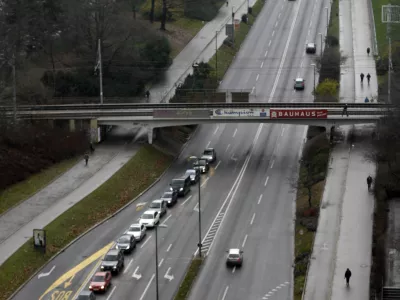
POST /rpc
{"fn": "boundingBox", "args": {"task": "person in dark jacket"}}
[367,175,373,190]
[342,103,349,117]
[345,268,352,286]
[84,153,89,166]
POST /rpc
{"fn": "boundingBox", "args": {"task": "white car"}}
[139,210,160,228]
[125,223,146,241]
[148,199,167,217]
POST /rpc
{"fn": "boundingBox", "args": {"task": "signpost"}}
[212,108,269,117]
[270,109,328,119]
[33,229,46,253]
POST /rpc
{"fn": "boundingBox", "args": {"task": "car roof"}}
[151,199,163,203]
[295,78,304,81]
[143,210,156,215]
[204,148,214,151]
[185,169,196,172]
[94,271,107,276]
[118,234,131,238]
[307,42,315,46]
[228,248,240,255]
[129,223,141,228]
[106,249,119,255]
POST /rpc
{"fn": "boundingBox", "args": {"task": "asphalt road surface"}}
[12,0,329,299]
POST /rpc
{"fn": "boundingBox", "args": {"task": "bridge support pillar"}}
[90,119,99,143]
[147,126,154,144]
[326,126,335,143]
[69,119,76,132]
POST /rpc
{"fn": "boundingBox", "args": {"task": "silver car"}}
[125,223,146,241]
[148,199,167,217]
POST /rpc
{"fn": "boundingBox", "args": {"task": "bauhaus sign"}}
[270,109,328,119]
[213,108,269,117]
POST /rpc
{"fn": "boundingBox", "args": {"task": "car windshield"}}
[92,275,105,282]
[142,213,154,219]
[185,170,195,176]
[129,226,140,232]
[162,192,172,198]
[103,254,117,261]
[171,180,184,187]
[117,236,130,243]
[229,254,240,259]
[195,160,206,166]
[296,79,303,83]
[204,150,213,155]
[149,202,160,208]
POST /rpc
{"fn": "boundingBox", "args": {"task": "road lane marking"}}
[251,86,255,93]
[275,21,279,27]
[194,203,200,212]
[206,141,211,148]
[39,242,114,299]
[278,13,281,18]
[256,74,260,81]
[264,50,268,57]
[270,160,275,168]
[123,259,134,274]
[166,244,172,252]
[242,234,248,247]
[281,127,285,136]
[164,267,174,281]
[106,285,117,300]
[139,273,155,300]
[140,235,152,249]
[268,0,303,102]
[38,265,56,279]
[161,214,171,225]
[269,40,272,46]
[213,125,219,135]
[158,258,164,267]
[72,258,103,299]
[300,60,303,68]
[233,128,237,138]
[272,30,275,37]
[258,194,263,204]
[215,161,221,170]
[180,195,192,206]
[226,144,231,152]
[250,213,256,225]
[264,176,269,186]
[201,177,209,187]
[260,62,264,68]
[222,286,230,300]
[232,266,236,274]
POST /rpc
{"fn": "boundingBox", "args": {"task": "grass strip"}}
[174,257,204,300]
[0,157,79,215]
[0,145,173,300]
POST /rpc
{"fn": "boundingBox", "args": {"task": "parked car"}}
[193,159,209,174]
[185,169,200,184]
[148,199,167,217]
[201,148,217,163]
[125,223,146,241]
[226,248,243,267]
[139,210,160,228]
[294,78,305,90]
[161,191,178,207]
[89,271,112,293]
[170,176,191,196]
[305,43,316,54]
[115,234,136,254]
[100,249,124,274]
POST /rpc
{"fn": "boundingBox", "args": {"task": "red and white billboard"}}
[270,109,328,119]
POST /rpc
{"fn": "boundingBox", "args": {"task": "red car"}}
[89,271,112,293]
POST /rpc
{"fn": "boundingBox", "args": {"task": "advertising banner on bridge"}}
[213,108,269,117]
[153,109,210,118]
[270,109,328,119]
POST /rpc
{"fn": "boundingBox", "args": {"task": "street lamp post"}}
[319,33,323,57]
[311,64,316,101]
[325,7,329,33]
[154,223,167,300]
[189,156,202,257]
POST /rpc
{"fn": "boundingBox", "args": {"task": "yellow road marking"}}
[50,290,73,300]
[63,274,75,288]
[39,242,113,299]
[71,258,103,299]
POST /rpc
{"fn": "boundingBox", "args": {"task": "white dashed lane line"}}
[250,213,256,225]
[180,195,192,206]
[256,74,260,81]
[264,176,269,187]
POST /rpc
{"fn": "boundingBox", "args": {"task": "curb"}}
[7,130,197,300]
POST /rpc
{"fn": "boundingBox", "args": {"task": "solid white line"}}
[201,177,209,187]
[158,258,164,267]
[270,160,275,169]
[258,194,263,204]
[206,141,211,148]
[139,273,155,300]
[233,128,237,138]
[180,195,192,206]
[242,234,248,247]
[213,125,219,135]
[272,30,275,37]
[106,286,117,300]
[225,144,231,152]
[215,161,221,170]
[166,244,172,252]
[264,50,268,57]
[250,213,256,225]
[281,127,285,136]
[140,235,152,249]
[123,259,134,274]
[256,74,260,81]
[222,286,229,300]
[161,214,171,225]
[264,176,269,186]
[268,40,272,46]
[268,0,303,102]
[260,62,264,68]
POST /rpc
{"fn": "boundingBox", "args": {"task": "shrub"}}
[315,78,339,96]
[325,35,339,47]
[184,0,225,21]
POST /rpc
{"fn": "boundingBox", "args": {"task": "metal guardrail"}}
[0,102,391,111]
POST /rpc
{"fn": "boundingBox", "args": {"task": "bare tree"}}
[150,0,155,23]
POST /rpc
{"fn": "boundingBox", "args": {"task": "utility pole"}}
[12,55,17,123]
[387,13,392,104]
[95,39,104,104]
[232,6,235,46]
[198,169,202,257]
[215,31,218,83]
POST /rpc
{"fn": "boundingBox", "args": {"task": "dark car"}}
[193,159,209,174]
[170,176,191,196]
[100,249,124,274]
[185,169,200,184]
[89,271,112,293]
[226,248,243,267]
[76,291,96,300]
[201,148,217,163]
[161,191,178,207]
[306,43,316,54]
[294,78,305,90]
[115,234,136,254]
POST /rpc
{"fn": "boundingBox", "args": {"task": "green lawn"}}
[174,258,204,300]
[0,157,79,215]
[0,145,173,300]
[328,0,339,38]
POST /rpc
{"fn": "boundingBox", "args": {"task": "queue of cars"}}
[293,42,318,91]
[76,148,217,299]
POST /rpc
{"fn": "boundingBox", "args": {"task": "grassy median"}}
[0,145,173,300]
[0,157,79,215]
[174,258,204,300]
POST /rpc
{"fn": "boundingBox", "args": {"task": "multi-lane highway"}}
[11,0,329,299]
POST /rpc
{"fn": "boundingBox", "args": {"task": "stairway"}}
[383,287,400,299]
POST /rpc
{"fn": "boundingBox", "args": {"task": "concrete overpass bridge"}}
[1,102,390,143]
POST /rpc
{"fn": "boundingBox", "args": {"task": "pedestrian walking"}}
[345,268,352,286]
[367,73,371,84]
[367,175,373,190]
[342,103,349,117]
[367,47,370,56]
[360,73,364,83]
[145,90,150,99]
[226,1,229,6]
[84,153,89,166]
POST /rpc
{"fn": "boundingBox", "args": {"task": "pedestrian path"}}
[303,0,377,298]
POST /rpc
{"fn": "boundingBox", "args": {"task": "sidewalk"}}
[303,0,377,298]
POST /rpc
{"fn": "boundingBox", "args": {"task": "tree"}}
[160,0,167,30]
[150,0,155,23]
